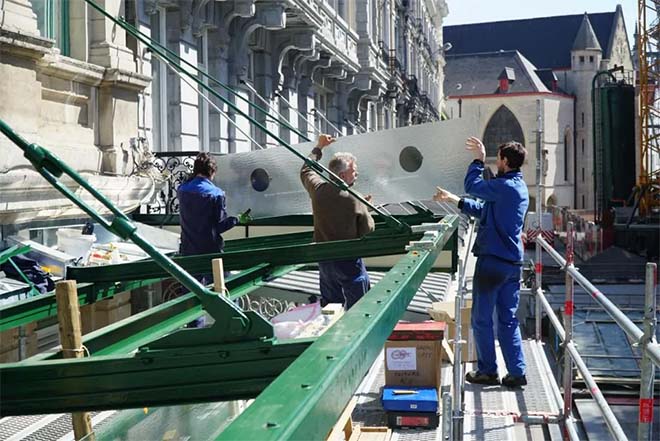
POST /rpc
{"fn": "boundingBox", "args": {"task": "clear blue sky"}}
[444,1,636,45]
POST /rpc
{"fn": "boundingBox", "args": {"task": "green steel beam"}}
[0,218,457,417]
[0,278,162,332]
[132,209,438,228]
[66,226,458,284]
[218,215,459,440]
[28,264,302,360]
[0,244,31,265]
[0,118,276,344]
[0,339,312,416]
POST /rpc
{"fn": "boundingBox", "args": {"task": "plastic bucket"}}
[56,228,96,261]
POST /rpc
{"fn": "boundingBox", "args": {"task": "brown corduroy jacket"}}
[300,148,375,243]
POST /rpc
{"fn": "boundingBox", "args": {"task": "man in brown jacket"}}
[301,134,375,309]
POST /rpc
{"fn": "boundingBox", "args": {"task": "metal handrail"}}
[451,219,475,438]
[535,229,658,441]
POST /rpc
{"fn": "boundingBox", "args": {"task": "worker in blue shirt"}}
[434,137,529,388]
[178,152,239,257]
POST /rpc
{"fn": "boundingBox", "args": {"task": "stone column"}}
[89,0,135,70]
[0,0,39,35]
[90,0,149,174]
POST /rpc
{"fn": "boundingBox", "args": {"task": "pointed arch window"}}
[482,105,525,158]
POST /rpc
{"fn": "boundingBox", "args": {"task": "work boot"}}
[465,371,500,385]
[502,374,527,388]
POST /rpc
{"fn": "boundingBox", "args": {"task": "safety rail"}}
[535,222,658,441]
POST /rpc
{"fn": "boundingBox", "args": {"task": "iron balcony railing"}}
[141,152,204,215]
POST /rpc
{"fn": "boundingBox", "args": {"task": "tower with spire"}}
[568,13,603,211]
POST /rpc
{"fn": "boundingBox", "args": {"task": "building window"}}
[482,105,525,157]
[198,32,210,153]
[581,167,585,182]
[581,112,584,127]
[579,56,585,63]
[589,55,594,63]
[151,8,168,152]
[582,194,585,208]
[581,139,585,154]
[32,0,70,56]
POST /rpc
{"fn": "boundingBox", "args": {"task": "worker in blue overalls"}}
[178,152,239,257]
[177,152,240,327]
[434,137,529,388]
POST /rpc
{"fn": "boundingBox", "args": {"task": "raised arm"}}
[300,134,335,193]
[463,137,500,201]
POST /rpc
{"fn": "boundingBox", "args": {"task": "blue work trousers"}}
[472,255,526,377]
[318,258,370,310]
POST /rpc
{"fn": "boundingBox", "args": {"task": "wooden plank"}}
[326,396,357,441]
[348,426,391,441]
[212,258,226,295]
[56,280,95,441]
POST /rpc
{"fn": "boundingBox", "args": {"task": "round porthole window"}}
[250,168,270,192]
[399,146,423,172]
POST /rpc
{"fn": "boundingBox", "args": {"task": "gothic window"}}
[482,106,525,158]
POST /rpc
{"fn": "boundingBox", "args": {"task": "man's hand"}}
[465,136,486,162]
[316,134,336,149]
[237,209,252,225]
[433,186,461,204]
[364,194,373,203]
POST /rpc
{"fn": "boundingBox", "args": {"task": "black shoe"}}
[465,371,500,385]
[502,374,527,388]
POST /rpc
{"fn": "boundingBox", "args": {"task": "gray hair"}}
[328,152,356,174]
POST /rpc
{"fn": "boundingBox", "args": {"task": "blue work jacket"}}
[177,177,238,255]
[459,160,529,263]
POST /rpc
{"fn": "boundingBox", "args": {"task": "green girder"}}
[0,339,312,416]
[0,278,162,332]
[66,225,455,284]
[218,215,459,440]
[0,218,456,418]
[27,265,302,360]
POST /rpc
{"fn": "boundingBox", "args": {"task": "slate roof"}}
[443,10,620,69]
[572,13,602,51]
[444,50,548,97]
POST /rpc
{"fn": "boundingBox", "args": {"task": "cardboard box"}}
[388,321,445,341]
[384,322,444,390]
[428,300,476,362]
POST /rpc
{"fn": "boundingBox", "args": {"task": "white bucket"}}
[56,228,96,261]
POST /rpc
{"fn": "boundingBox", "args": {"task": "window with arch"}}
[482,105,525,158]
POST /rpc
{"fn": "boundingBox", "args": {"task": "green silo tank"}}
[598,83,636,208]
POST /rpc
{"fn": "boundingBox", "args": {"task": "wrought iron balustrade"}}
[140,151,200,215]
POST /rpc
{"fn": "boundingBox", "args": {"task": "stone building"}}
[133,0,447,154]
[0,0,448,231]
[443,6,634,210]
